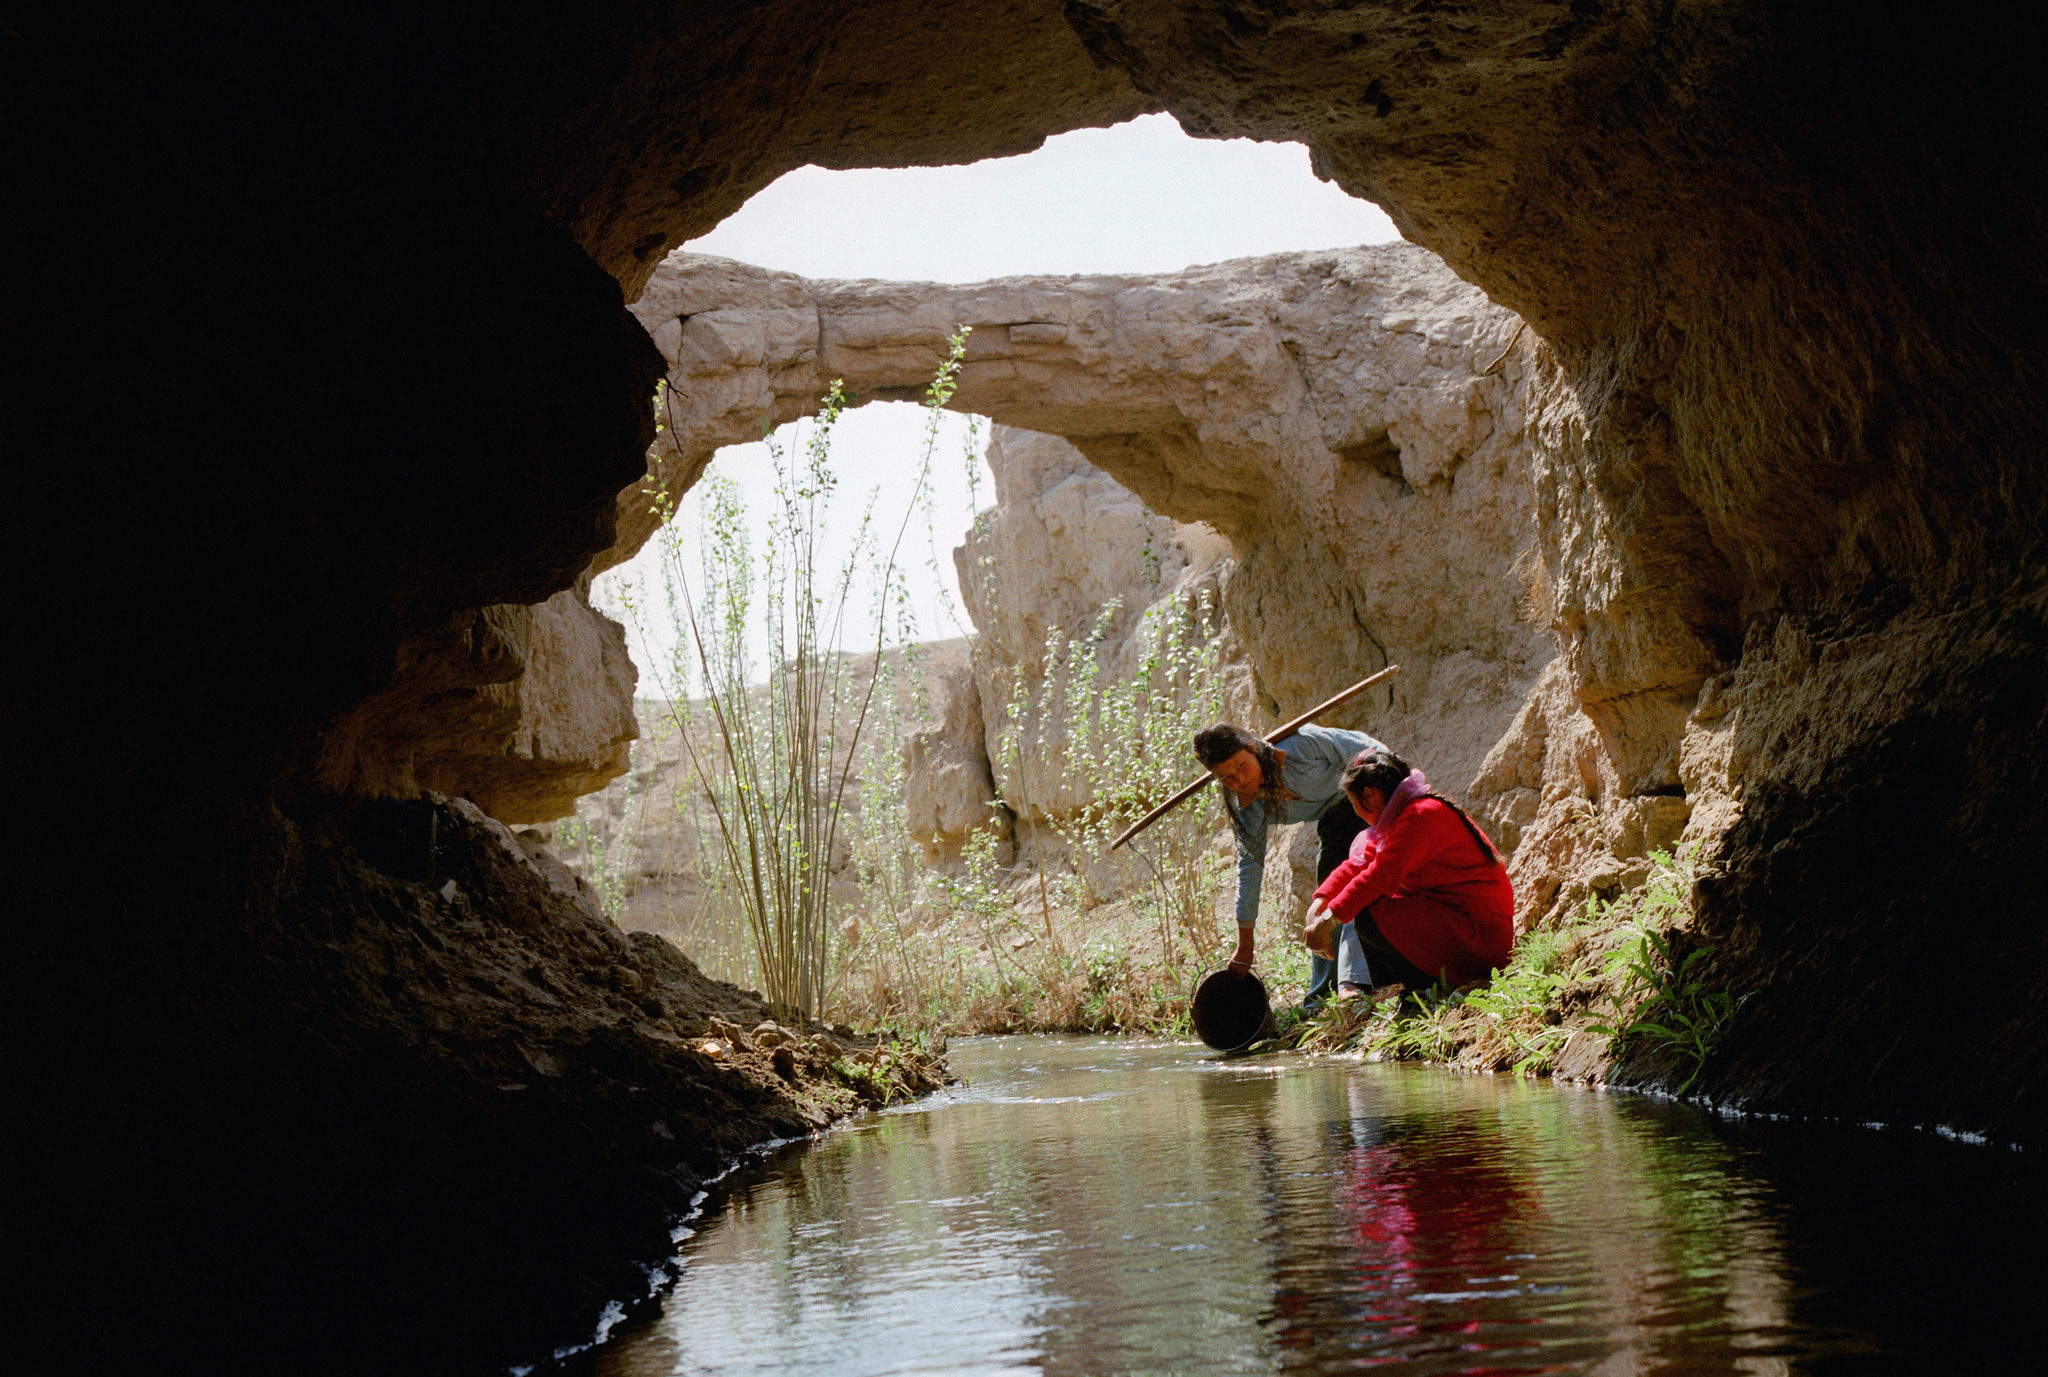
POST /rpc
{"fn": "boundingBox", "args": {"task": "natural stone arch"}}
[621,246,1548,827]
[26,4,2048,1368]
[192,0,2045,1134]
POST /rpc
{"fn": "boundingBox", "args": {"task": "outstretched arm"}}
[1228,799,1266,976]
[1229,923,1256,975]
[1325,811,1433,922]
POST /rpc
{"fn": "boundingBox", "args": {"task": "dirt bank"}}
[22,796,945,1376]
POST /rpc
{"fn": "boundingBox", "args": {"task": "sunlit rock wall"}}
[316,578,640,823]
[946,426,1247,855]
[624,246,1557,866]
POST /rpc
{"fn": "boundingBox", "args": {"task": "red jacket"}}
[1314,796,1514,985]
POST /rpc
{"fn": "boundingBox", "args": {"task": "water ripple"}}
[569,1035,2041,1376]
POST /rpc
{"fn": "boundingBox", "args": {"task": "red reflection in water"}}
[1269,1121,1560,1374]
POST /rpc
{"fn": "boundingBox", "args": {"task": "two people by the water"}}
[1195,722,1513,1003]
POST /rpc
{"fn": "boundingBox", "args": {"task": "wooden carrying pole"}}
[1106,663,1400,852]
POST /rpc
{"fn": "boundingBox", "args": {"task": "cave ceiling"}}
[23,0,2046,1141]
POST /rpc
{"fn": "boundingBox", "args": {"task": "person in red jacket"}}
[1301,748,1515,997]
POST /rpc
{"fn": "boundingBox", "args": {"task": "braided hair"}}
[1341,748,1503,865]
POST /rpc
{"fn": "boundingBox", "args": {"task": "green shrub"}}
[1587,846,1737,1094]
[623,334,971,1021]
[1463,929,1574,1076]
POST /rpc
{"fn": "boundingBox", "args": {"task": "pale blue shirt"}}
[1223,723,1387,929]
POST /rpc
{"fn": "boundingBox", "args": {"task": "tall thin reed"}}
[625,335,971,1020]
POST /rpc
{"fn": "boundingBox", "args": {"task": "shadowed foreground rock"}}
[33,797,943,1374]
[316,577,643,823]
[20,3,2047,1372]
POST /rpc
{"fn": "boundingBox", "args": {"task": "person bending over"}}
[1194,719,1386,1007]
[1301,748,1514,997]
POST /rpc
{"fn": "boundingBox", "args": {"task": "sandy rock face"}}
[626,246,1555,835]
[315,578,640,824]
[900,648,1008,859]
[953,426,1248,842]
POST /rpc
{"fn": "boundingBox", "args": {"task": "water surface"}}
[572,1036,2036,1374]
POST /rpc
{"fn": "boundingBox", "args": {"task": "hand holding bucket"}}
[1191,966,1272,1051]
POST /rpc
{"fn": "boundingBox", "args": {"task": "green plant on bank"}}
[1285,975,1460,1059]
[1377,984,1468,1062]
[839,797,1195,1037]
[833,644,927,991]
[618,332,972,1022]
[1279,851,1707,1077]
[1295,844,1734,1088]
[829,499,1245,1037]
[1588,845,1735,1094]
[1462,926,1575,1075]
[1307,849,1724,1081]
[828,1037,931,1106]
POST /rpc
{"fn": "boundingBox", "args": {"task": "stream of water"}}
[569,1036,2036,1375]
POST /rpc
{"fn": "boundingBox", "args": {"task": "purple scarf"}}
[1368,768,1429,841]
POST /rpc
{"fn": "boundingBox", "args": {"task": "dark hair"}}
[1193,723,1260,769]
[1341,748,1411,803]
[1193,723,1284,826]
[1343,747,1503,864]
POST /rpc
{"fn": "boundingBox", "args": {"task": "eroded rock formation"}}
[316,578,641,823]
[946,426,1245,855]
[900,640,1012,860]
[623,248,1739,941]
[28,3,2048,1369]
[627,246,1553,845]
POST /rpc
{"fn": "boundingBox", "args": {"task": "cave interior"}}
[15,2,2044,1371]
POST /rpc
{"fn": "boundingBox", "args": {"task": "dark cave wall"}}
[21,2,1150,833]
[1054,0,2048,1136]
[14,1,2047,1368]
[18,8,1151,1369]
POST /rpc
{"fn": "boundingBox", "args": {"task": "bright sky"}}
[597,114,1400,689]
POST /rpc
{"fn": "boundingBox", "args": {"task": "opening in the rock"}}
[40,13,2043,1373]
[564,111,1551,1055]
[686,113,1398,280]
[598,113,1400,680]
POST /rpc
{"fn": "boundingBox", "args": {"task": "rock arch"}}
[24,2,2047,1367]
[623,245,1549,826]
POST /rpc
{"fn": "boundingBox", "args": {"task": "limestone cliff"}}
[949,426,1246,853]
[900,647,1007,858]
[33,5,2048,1370]
[624,246,1555,861]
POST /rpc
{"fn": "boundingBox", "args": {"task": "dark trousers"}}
[1309,806,1435,995]
[1349,911,1437,989]
[1305,807,1365,1003]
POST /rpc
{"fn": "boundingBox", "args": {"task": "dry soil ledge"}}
[37,794,949,1376]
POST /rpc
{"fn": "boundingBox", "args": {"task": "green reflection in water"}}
[573,1037,2034,1376]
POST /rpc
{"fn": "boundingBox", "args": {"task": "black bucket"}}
[1190,967,1272,1051]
